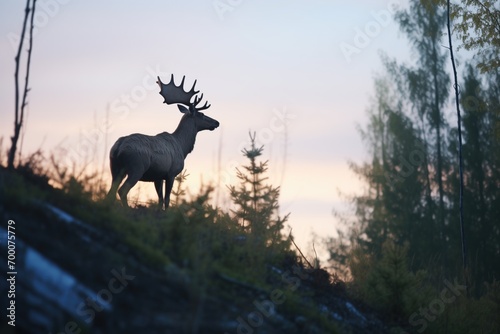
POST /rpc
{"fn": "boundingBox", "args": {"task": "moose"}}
[107,74,219,210]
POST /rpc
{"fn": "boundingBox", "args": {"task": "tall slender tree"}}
[8,0,37,169]
[446,66,500,294]
[343,75,439,267]
[329,0,454,276]
[394,0,451,238]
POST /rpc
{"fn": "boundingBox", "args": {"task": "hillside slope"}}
[0,167,387,334]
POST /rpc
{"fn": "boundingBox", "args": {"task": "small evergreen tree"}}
[228,132,289,248]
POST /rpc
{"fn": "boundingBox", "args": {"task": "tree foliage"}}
[448,0,500,73]
[228,132,290,249]
[328,0,500,300]
[430,0,500,72]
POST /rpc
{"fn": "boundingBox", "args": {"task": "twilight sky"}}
[1,0,415,258]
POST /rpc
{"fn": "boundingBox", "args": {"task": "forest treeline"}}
[327,0,499,332]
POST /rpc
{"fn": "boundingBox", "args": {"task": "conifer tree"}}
[394,0,450,232]
[446,66,500,293]
[228,132,289,247]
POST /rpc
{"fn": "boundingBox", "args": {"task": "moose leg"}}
[107,169,126,201]
[154,180,164,210]
[117,173,141,207]
[107,181,120,201]
[164,176,175,210]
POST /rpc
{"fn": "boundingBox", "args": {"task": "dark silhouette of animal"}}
[107,74,219,209]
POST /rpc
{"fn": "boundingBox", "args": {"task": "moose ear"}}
[178,105,190,114]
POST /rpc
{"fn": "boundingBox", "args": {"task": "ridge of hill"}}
[0,167,387,334]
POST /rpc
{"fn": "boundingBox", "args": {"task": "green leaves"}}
[447,0,500,73]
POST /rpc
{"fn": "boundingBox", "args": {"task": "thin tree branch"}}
[289,229,313,269]
[8,0,32,169]
[16,0,37,164]
[474,0,500,36]
[447,0,468,296]
[20,0,37,125]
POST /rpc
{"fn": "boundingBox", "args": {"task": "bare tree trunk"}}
[447,0,468,296]
[8,0,36,169]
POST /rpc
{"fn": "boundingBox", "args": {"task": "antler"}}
[193,94,211,111]
[157,74,199,106]
[157,75,211,112]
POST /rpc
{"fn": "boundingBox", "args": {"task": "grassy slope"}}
[2,167,389,334]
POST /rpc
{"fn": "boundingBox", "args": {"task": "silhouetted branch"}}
[289,229,313,269]
[8,0,36,169]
